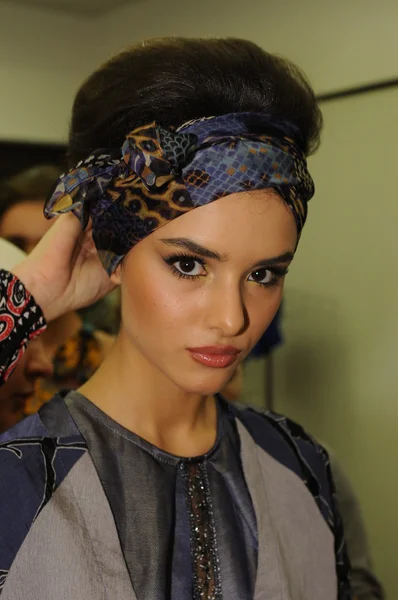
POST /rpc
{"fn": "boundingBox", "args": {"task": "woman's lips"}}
[187,346,240,368]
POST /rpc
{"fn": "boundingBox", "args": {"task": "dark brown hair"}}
[68,37,322,166]
[0,165,61,221]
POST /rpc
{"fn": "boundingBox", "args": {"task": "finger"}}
[37,213,83,260]
[51,212,82,236]
[76,225,97,260]
[74,217,94,252]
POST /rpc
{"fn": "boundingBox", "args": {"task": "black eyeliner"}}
[267,266,289,276]
[163,253,289,286]
[163,252,207,267]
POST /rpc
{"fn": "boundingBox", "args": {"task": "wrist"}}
[11,265,55,321]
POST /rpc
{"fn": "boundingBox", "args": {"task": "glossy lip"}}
[187,346,241,369]
[187,345,240,355]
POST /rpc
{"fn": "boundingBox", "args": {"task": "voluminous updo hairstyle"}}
[68,37,322,166]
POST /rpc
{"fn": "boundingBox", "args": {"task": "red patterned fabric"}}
[0,269,46,385]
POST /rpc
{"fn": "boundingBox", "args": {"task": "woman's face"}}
[0,338,53,433]
[0,199,53,254]
[114,190,297,395]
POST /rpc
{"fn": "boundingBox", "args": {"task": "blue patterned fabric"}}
[0,398,86,593]
[231,403,351,600]
[0,394,351,598]
[44,113,314,274]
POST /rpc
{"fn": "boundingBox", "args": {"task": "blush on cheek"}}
[121,257,188,344]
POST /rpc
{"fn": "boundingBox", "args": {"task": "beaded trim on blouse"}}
[181,461,222,600]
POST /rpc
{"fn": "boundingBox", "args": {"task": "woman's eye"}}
[248,268,275,285]
[173,259,205,276]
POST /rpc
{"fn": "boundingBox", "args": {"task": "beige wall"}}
[2,0,397,142]
[0,2,97,143]
[97,0,398,93]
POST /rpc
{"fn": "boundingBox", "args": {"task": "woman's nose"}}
[24,339,54,379]
[206,280,248,338]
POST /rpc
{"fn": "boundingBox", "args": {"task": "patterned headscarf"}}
[45,112,314,275]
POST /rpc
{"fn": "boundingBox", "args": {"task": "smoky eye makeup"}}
[163,251,289,287]
[163,252,207,280]
[248,265,289,287]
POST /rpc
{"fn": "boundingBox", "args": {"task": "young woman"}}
[0,38,351,599]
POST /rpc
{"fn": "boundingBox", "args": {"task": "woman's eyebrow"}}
[160,237,294,267]
[160,237,228,261]
[251,252,294,269]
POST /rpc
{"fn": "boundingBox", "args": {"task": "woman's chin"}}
[178,372,233,397]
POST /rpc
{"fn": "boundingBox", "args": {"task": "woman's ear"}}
[110,263,122,286]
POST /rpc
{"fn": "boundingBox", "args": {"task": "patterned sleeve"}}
[235,405,353,599]
[270,414,352,599]
[0,269,47,385]
[321,446,353,599]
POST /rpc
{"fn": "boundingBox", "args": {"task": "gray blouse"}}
[66,391,258,600]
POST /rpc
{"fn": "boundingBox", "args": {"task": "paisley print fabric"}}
[0,270,46,384]
[45,113,315,275]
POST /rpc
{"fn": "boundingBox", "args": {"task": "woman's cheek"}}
[123,268,186,332]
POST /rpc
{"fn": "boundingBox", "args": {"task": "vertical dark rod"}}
[265,353,274,412]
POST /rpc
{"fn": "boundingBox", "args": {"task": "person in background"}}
[0,239,53,431]
[0,166,115,412]
[0,165,60,254]
[0,213,115,386]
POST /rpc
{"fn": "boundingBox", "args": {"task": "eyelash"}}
[163,253,288,288]
[164,253,207,281]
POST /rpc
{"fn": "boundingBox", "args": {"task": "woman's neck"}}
[78,332,218,457]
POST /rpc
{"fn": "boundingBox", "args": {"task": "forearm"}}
[0,269,47,385]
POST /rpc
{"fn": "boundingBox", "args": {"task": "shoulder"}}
[230,403,335,524]
[231,402,351,585]
[0,396,87,583]
[231,403,329,471]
